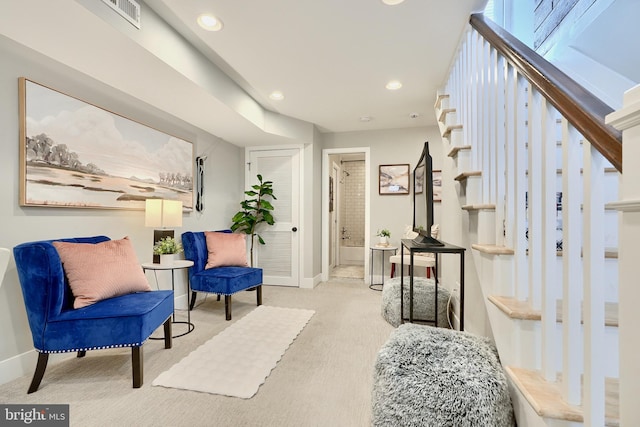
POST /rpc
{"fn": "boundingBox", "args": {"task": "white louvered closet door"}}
[248,148,300,287]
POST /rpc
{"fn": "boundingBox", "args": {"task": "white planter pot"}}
[379,236,389,245]
[159,254,174,266]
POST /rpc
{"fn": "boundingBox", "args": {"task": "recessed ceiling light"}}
[382,0,405,5]
[197,13,223,31]
[269,91,285,101]
[386,80,403,90]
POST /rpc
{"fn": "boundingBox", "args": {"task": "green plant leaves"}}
[230,174,278,264]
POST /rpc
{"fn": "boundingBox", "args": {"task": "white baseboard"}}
[174,292,189,310]
[301,274,322,289]
[0,349,72,387]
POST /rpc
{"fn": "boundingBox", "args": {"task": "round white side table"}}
[142,260,195,338]
[369,245,398,291]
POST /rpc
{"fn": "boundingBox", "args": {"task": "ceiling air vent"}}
[101,0,141,29]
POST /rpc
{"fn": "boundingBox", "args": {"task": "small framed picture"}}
[379,164,410,195]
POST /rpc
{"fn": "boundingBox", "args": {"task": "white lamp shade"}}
[145,199,183,228]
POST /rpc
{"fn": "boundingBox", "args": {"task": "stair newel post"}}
[606,84,640,426]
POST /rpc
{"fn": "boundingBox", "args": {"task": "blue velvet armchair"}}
[13,236,174,393]
[182,231,263,320]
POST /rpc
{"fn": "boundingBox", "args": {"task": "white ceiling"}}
[145,0,487,135]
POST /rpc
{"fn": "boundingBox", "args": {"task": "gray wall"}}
[323,126,443,249]
[0,35,242,384]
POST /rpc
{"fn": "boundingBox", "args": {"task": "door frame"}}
[330,161,340,270]
[245,144,303,287]
[322,147,371,284]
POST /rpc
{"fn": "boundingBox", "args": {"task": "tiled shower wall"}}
[340,160,365,247]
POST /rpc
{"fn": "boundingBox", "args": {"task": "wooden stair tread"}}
[488,295,619,327]
[555,249,618,259]
[442,124,463,138]
[462,203,496,211]
[434,93,449,110]
[448,145,472,157]
[438,107,456,123]
[488,295,540,320]
[454,170,481,181]
[471,244,514,255]
[506,366,619,426]
[525,167,618,175]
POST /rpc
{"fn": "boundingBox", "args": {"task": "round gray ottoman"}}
[372,324,515,426]
[381,276,450,328]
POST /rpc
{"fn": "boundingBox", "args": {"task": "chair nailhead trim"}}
[38,341,146,353]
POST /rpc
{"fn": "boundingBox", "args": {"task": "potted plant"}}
[153,236,183,265]
[377,229,391,246]
[231,174,277,267]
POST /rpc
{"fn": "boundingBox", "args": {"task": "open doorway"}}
[322,148,370,284]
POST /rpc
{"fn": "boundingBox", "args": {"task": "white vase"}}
[159,254,174,266]
[379,236,388,245]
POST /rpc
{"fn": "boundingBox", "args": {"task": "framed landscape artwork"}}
[19,78,193,210]
[379,164,410,195]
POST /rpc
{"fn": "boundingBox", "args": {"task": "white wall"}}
[0,35,243,385]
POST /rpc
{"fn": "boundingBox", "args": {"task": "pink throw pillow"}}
[205,232,249,269]
[53,237,151,309]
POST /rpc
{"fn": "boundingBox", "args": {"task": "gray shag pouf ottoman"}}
[372,324,515,427]
[381,276,450,328]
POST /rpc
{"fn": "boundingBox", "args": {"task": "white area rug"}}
[152,305,315,398]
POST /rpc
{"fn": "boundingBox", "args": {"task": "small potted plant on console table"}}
[376,229,391,246]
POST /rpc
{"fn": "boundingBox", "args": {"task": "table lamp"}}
[145,199,183,263]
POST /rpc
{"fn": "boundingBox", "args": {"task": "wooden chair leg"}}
[256,285,262,306]
[390,264,396,278]
[132,346,143,388]
[224,295,232,320]
[426,267,431,278]
[189,291,197,310]
[163,318,172,349]
[27,353,49,394]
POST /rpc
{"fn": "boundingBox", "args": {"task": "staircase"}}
[435,14,629,427]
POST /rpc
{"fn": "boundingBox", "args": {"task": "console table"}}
[400,239,466,330]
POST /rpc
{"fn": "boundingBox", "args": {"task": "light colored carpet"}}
[0,280,394,427]
[153,305,315,398]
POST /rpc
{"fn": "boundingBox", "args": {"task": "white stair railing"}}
[438,14,622,426]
